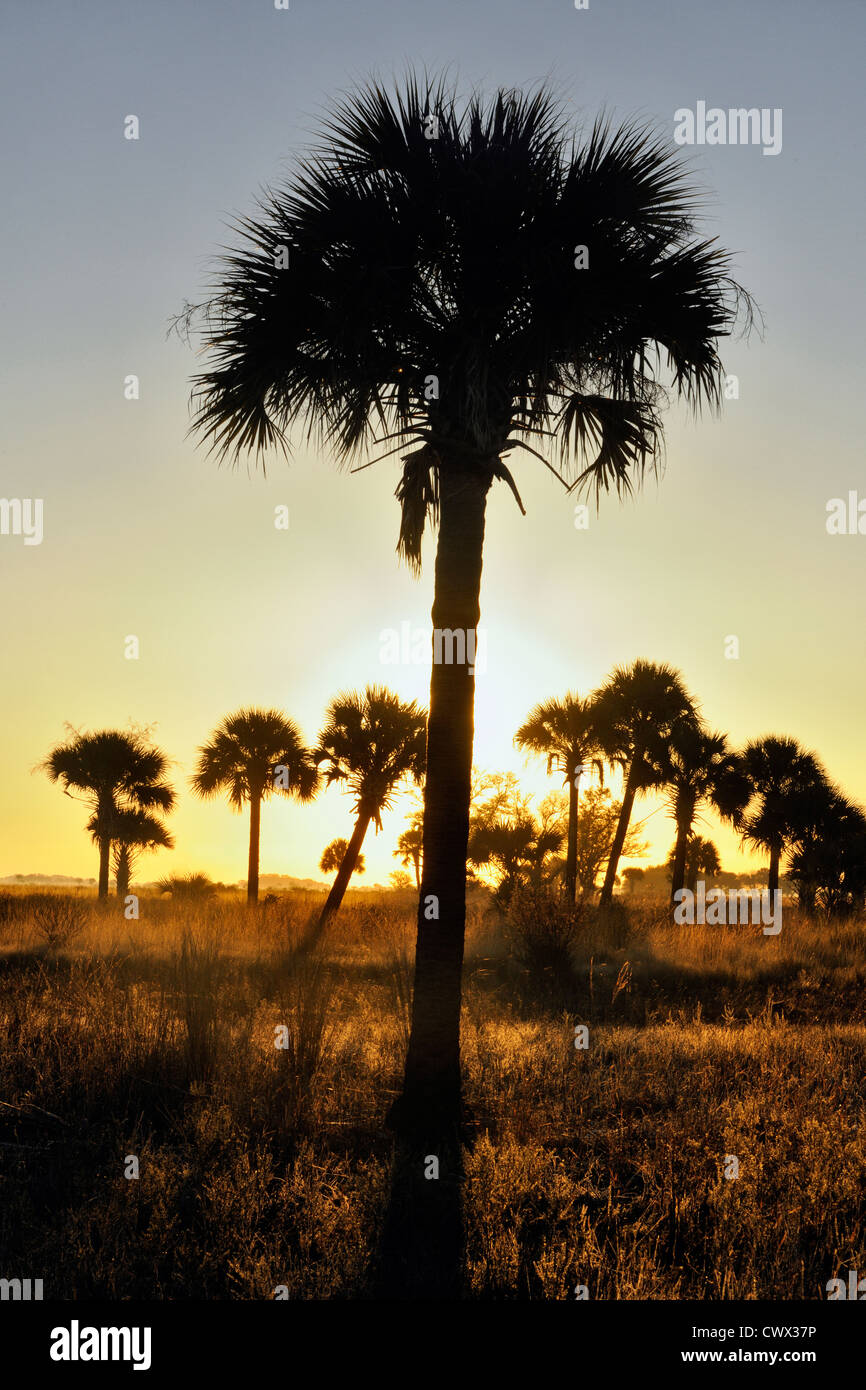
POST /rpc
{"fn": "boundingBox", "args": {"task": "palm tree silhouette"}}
[309,686,426,943]
[738,736,828,899]
[787,788,866,916]
[320,838,366,877]
[191,708,317,905]
[395,810,424,890]
[665,722,749,904]
[44,730,175,899]
[468,813,564,908]
[89,807,174,900]
[669,833,721,891]
[182,73,752,1133]
[593,660,695,905]
[515,693,602,904]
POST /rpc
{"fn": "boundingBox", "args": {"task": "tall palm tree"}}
[310,686,426,941]
[182,74,752,1132]
[44,730,175,899]
[191,708,318,905]
[88,807,174,900]
[515,693,602,904]
[593,661,696,905]
[665,722,750,904]
[738,736,828,898]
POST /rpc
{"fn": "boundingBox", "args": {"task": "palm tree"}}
[182,73,752,1132]
[191,708,317,905]
[668,833,721,892]
[593,661,696,905]
[395,810,424,890]
[88,807,174,900]
[44,729,175,900]
[787,790,866,917]
[468,812,565,909]
[738,736,828,898]
[515,693,603,904]
[664,722,749,905]
[320,838,365,877]
[309,686,426,942]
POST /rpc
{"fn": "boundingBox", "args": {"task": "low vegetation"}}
[1,887,863,1299]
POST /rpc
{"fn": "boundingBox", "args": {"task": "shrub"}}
[31,894,88,950]
[159,873,218,901]
[505,885,582,979]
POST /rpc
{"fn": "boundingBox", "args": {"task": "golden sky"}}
[2,0,865,889]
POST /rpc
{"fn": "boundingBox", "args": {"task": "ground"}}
[0,890,864,1299]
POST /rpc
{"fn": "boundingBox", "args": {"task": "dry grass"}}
[0,888,864,1299]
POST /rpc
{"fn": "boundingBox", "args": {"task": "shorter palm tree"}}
[738,736,828,898]
[191,708,318,905]
[786,786,866,916]
[664,722,750,905]
[667,834,720,892]
[320,838,365,877]
[44,729,175,899]
[395,810,424,890]
[515,693,603,904]
[87,807,174,899]
[593,661,695,905]
[310,686,426,941]
[468,813,565,909]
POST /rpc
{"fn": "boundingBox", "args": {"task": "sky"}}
[2,0,865,888]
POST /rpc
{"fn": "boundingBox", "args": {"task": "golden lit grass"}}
[0,892,864,1298]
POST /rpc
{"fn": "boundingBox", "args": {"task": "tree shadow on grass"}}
[370,1133,464,1300]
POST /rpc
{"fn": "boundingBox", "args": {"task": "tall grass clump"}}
[272,952,337,1131]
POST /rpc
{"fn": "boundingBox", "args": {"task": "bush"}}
[505,885,582,979]
[31,894,88,949]
[159,873,218,901]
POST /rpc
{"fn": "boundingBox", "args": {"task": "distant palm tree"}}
[593,661,696,905]
[191,708,317,905]
[515,693,603,904]
[738,736,828,898]
[665,722,749,904]
[787,788,866,916]
[320,838,365,877]
[182,73,752,1132]
[309,686,426,942]
[667,833,721,891]
[468,813,565,908]
[88,807,174,900]
[395,810,424,890]
[44,730,175,899]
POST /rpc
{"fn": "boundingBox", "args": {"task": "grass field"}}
[1,889,864,1299]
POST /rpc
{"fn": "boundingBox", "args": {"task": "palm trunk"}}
[599,759,640,906]
[97,836,111,901]
[412,851,421,892]
[116,846,131,901]
[247,791,261,905]
[669,794,695,907]
[390,466,491,1137]
[669,823,689,906]
[768,846,781,899]
[316,810,372,932]
[565,774,578,904]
